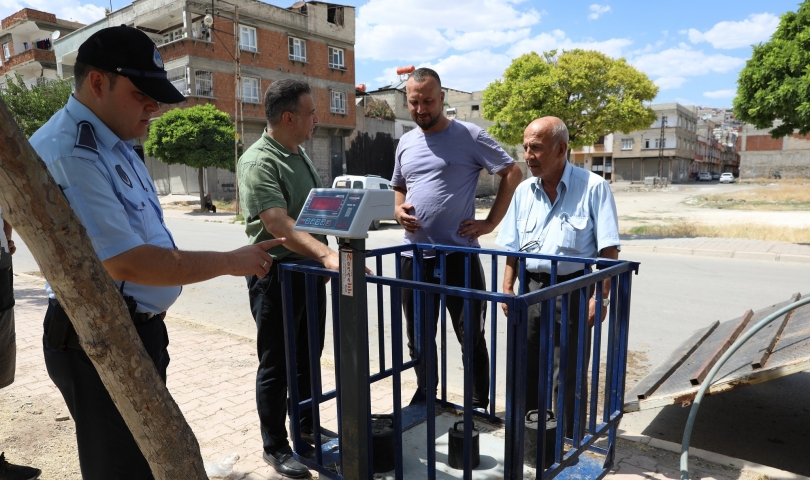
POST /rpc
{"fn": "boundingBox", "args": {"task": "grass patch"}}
[213,199,238,213]
[624,221,810,243]
[688,184,810,211]
[232,214,245,224]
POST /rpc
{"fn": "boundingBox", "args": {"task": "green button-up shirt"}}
[237,131,326,261]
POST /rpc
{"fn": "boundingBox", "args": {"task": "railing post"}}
[338,238,372,478]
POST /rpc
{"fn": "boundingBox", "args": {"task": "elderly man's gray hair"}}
[550,122,569,149]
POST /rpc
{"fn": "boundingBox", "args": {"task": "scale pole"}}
[338,237,372,478]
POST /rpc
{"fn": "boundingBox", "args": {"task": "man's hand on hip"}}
[458,218,496,242]
[396,203,420,233]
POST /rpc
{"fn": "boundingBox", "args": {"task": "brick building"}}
[53,0,356,197]
[737,123,810,179]
[0,9,82,89]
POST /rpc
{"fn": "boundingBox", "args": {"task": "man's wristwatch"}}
[593,296,609,307]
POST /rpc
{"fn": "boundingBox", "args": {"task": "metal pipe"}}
[680,296,810,479]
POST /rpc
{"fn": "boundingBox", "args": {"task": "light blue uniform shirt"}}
[29,95,180,314]
[496,162,621,275]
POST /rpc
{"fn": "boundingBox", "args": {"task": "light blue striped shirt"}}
[29,95,180,314]
[496,162,620,275]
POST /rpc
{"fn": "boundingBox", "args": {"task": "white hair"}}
[550,121,569,149]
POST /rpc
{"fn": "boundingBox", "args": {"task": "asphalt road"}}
[10,215,810,474]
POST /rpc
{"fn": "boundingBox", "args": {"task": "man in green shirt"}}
[238,79,339,479]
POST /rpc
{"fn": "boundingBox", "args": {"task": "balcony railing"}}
[1,48,55,70]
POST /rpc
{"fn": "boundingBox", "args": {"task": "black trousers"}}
[247,261,326,454]
[400,254,490,409]
[0,248,14,389]
[43,299,170,480]
[525,271,592,439]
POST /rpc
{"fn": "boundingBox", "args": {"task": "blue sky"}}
[2,0,802,107]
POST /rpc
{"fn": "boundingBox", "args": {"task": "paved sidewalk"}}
[621,236,810,263]
[1,275,799,479]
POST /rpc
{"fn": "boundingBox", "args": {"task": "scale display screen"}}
[295,188,394,239]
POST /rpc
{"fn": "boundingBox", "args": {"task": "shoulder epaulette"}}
[72,121,99,161]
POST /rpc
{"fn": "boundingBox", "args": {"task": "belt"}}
[527,269,588,284]
[133,311,166,324]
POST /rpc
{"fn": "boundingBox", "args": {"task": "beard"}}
[412,111,441,131]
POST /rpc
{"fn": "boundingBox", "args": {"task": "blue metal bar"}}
[439,251,448,406]
[555,291,570,465]
[425,291,436,480]
[462,252,473,480]
[391,285,405,480]
[304,272,324,466]
[502,295,527,480]
[536,281,552,475]
[279,266,305,455]
[488,254,498,420]
[376,255,386,374]
[572,283,589,447]
[589,279,605,434]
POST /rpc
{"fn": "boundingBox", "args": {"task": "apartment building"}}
[53,0,356,196]
[569,134,614,181]
[611,103,698,183]
[365,79,417,140]
[0,9,82,89]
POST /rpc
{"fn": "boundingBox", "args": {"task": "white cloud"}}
[358,0,543,31]
[655,76,686,90]
[356,18,451,62]
[0,0,106,24]
[687,13,780,49]
[703,89,737,99]
[632,46,745,78]
[446,28,531,51]
[507,30,632,59]
[58,3,106,23]
[588,4,611,20]
[420,50,513,92]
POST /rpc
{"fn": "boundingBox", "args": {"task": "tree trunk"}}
[0,99,207,479]
[198,167,205,213]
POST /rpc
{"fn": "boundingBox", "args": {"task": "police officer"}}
[29,26,283,480]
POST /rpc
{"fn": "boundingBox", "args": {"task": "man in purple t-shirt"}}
[391,68,523,409]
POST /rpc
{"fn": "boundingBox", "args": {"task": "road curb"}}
[618,431,810,479]
[622,245,810,264]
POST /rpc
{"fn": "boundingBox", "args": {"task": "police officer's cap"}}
[77,25,185,104]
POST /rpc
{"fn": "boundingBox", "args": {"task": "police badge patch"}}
[115,165,133,188]
[153,46,164,69]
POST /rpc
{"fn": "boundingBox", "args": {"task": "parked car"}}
[331,175,393,230]
[698,172,711,181]
[711,172,720,180]
[719,172,735,183]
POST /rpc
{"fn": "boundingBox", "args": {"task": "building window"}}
[621,139,633,150]
[239,25,257,52]
[2,43,10,60]
[327,6,344,26]
[655,138,666,149]
[242,76,260,103]
[330,90,347,114]
[195,70,213,97]
[402,126,414,134]
[288,37,306,62]
[168,66,188,95]
[328,46,344,69]
[644,138,651,149]
[660,115,668,127]
[162,28,183,44]
[471,105,480,111]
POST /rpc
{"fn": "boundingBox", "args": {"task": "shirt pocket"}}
[560,215,590,251]
[121,188,150,241]
[518,214,537,233]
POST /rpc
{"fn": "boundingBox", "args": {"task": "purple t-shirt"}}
[391,119,514,255]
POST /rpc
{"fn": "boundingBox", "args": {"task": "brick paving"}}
[1,275,780,479]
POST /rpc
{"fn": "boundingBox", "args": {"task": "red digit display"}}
[309,196,343,212]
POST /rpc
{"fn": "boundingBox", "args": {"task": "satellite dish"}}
[51,30,61,40]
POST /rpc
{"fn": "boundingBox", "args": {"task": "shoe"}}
[300,428,336,446]
[263,449,310,479]
[0,452,41,480]
[473,407,488,415]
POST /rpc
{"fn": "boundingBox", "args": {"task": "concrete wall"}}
[738,124,810,178]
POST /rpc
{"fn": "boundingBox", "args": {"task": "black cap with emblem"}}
[77,25,186,104]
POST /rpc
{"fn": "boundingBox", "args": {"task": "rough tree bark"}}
[0,98,208,479]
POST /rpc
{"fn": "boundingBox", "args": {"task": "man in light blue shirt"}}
[29,26,281,480]
[496,117,620,439]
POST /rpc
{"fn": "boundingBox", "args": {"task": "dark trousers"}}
[0,248,14,389]
[43,300,170,480]
[400,254,490,409]
[247,262,326,454]
[525,271,592,439]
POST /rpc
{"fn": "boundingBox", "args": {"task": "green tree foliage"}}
[734,3,810,137]
[145,104,235,210]
[0,73,73,138]
[364,97,395,121]
[482,50,659,148]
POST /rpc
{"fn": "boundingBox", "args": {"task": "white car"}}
[331,175,393,230]
[719,172,735,184]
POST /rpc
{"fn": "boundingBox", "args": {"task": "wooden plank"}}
[751,293,802,369]
[690,309,754,386]
[628,321,719,400]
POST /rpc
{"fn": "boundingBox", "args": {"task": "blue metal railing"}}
[279,243,639,479]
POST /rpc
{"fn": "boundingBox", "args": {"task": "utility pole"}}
[233,3,241,216]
